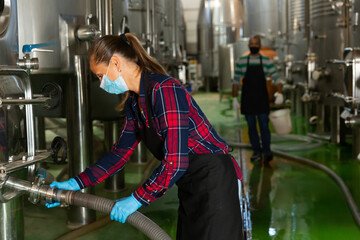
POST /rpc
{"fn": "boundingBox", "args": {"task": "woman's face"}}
[90,56,119,82]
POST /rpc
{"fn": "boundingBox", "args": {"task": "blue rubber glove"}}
[110,194,142,223]
[45,178,80,208]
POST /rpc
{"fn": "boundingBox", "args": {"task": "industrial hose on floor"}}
[228,141,360,228]
[2,176,172,240]
[56,190,172,240]
[57,157,161,240]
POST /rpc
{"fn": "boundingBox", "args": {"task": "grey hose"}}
[59,190,172,240]
[56,217,111,240]
[56,158,160,240]
[228,141,360,228]
[271,134,323,151]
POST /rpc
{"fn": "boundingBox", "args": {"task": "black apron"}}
[134,71,243,240]
[241,55,269,115]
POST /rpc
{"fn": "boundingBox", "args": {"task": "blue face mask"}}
[100,61,129,94]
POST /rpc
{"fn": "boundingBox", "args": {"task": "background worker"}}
[232,35,283,163]
[47,33,244,240]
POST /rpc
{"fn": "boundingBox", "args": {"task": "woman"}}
[47,33,243,240]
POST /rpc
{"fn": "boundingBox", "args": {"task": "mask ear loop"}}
[105,60,111,77]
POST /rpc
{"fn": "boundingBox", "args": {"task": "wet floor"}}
[24,92,360,239]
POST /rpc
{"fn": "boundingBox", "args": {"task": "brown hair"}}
[249,35,262,45]
[89,33,167,110]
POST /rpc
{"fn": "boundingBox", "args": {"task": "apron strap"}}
[143,70,158,134]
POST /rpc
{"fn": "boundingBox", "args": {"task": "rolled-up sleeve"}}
[133,81,190,206]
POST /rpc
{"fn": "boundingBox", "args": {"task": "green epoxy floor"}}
[24,92,360,239]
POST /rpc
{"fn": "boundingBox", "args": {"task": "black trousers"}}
[176,154,243,240]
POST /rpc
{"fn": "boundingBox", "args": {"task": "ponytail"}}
[89,33,167,111]
[125,33,167,75]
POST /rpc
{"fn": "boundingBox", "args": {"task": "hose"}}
[270,134,323,151]
[56,217,111,240]
[56,157,159,240]
[228,141,360,228]
[57,190,172,240]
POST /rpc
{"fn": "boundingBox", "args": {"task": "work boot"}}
[250,153,262,162]
[264,152,273,163]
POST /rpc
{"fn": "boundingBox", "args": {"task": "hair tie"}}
[120,33,131,46]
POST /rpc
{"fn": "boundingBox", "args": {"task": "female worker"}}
[47,33,243,240]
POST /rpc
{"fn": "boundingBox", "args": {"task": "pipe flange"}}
[0,166,7,182]
[28,176,45,204]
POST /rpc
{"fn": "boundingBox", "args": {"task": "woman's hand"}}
[45,178,80,208]
[110,194,142,223]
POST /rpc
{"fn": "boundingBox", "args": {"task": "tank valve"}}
[17,42,58,70]
[76,25,101,42]
[345,116,360,127]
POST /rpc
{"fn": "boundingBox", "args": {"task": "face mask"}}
[100,61,129,94]
[249,47,260,54]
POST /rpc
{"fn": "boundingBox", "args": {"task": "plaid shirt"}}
[75,72,242,206]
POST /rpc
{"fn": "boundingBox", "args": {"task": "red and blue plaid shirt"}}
[75,72,242,206]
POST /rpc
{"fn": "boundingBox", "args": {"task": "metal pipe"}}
[66,55,95,227]
[146,0,151,54]
[0,200,23,240]
[151,0,157,53]
[76,25,101,42]
[172,0,177,60]
[345,115,360,127]
[131,142,147,164]
[0,97,50,105]
[96,0,103,36]
[34,117,46,150]
[345,0,351,47]
[104,122,125,192]
[104,0,112,35]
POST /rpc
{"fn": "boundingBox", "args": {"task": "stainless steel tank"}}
[352,0,360,48]
[112,0,185,66]
[219,38,249,94]
[0,2,24,238]
[310,0,351,144]
[310,0,349,93]
[162,0,186,67]
[17,0,94,69]
[0,0,18,65]
[349,0,360,157]
[15,0,100,228]
[197,0,244,79]
[288,0,309,85]
[243,0,279,47]
[112,0,165,54]
[0,76,27,240]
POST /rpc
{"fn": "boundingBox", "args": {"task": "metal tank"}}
[309,0,351,144]
[218,38,249,96]
[197,0,244,90]
[0,71,28,240]
[0,0,18,65]
[288,0,309,85]
[243,0,279,48]
[112,0,185,76]
[162,0,186,68]
[285,0,312,120]
[0,2,24,239]
[0,66,54,240]
[112,0,165,55]
[15,0,101,228]
[353,0,360,48]
[338,0,360,158]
